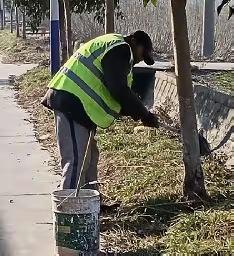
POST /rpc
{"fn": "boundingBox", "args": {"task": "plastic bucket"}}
[52,189,100,256]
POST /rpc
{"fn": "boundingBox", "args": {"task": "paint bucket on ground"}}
[52,189,100,256]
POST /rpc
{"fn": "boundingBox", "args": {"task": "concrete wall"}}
[132,68,233,157]
[150,71,233,156]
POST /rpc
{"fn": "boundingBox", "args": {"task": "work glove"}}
[141,112,159,128]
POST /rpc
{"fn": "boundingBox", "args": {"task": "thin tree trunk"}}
[0,10,3,30]
[22,7,26,39]
[59,0,68,64]
[170,0,209,200]
[202,0,215,57]
[15,6,19,37]
[10,0,13,33]
[0,0,3,30]
[105,0,115,33]
[63,0,73,57]
[2,0,5,27]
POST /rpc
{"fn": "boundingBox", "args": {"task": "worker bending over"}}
[42,30,159,191]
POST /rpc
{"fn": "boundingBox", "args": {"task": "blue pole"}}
[50,0,60,76]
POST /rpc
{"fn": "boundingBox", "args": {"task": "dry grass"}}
[2,32,231,254]
[97,118,231,255]
[98,120,183,203]
[13,66,232,255]
[0,30,49,64]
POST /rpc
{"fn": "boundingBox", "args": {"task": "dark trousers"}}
[54,110,99,190]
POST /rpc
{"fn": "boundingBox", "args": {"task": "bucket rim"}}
[52,189,100,199]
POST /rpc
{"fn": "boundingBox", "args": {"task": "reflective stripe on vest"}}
[49,34,133,128]
[61,66,119,119]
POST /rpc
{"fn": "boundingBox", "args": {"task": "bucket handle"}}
[56,180,99,208]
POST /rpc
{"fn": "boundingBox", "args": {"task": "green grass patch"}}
[215,71,234,92]
[98,120,183,204]
[98,118,231,254]
[164,210,231,254]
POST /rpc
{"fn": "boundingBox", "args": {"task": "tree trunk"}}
[15,6,19,37]
[202,0,215,57]
[59,0,68,64]
[0,10,3,30]
[105,0,115,33]
[10,0,13,33]
[63,0,73,57]
[22,7,26,39]
[2,0,5,26]
[0,0,3,30]
[170,0,209,200]
[1,0,5,27]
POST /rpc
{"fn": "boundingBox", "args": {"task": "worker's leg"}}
[84,137,99,190]
[54,110,94,189]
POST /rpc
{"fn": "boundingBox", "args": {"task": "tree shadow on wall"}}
[194,85,232,131]
[194,84,233,150]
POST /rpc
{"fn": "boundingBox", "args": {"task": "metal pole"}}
[50,0,60,76]
[201,0,215,57]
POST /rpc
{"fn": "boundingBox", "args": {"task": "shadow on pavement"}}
[0,217,11,256]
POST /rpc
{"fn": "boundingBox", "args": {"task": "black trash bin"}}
[132,66,156,108]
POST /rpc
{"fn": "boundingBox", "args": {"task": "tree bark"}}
[59,0,68,64]
[0,0,3,30]
[3,0,5,26]
[15,6,19,37]
[10,0,13,33]
[22,7,26,39]
[1,0,5,27]
[105,0,115,33]
[170,0,209,200]
[63,0,73,57]
[0,10,3,30]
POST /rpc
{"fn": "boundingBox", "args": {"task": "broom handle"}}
[75,130,94,197]
[158,121,180,134]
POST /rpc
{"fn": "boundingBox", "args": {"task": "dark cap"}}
[131,30,154,65]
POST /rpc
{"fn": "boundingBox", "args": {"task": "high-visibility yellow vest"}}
[49,33,133,128]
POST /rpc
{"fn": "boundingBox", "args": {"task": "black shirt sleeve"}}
[101,44,149,121]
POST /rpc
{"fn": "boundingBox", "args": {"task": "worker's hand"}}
[141,112,159,128]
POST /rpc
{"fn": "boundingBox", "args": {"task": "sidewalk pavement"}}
[0,63,59,256]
